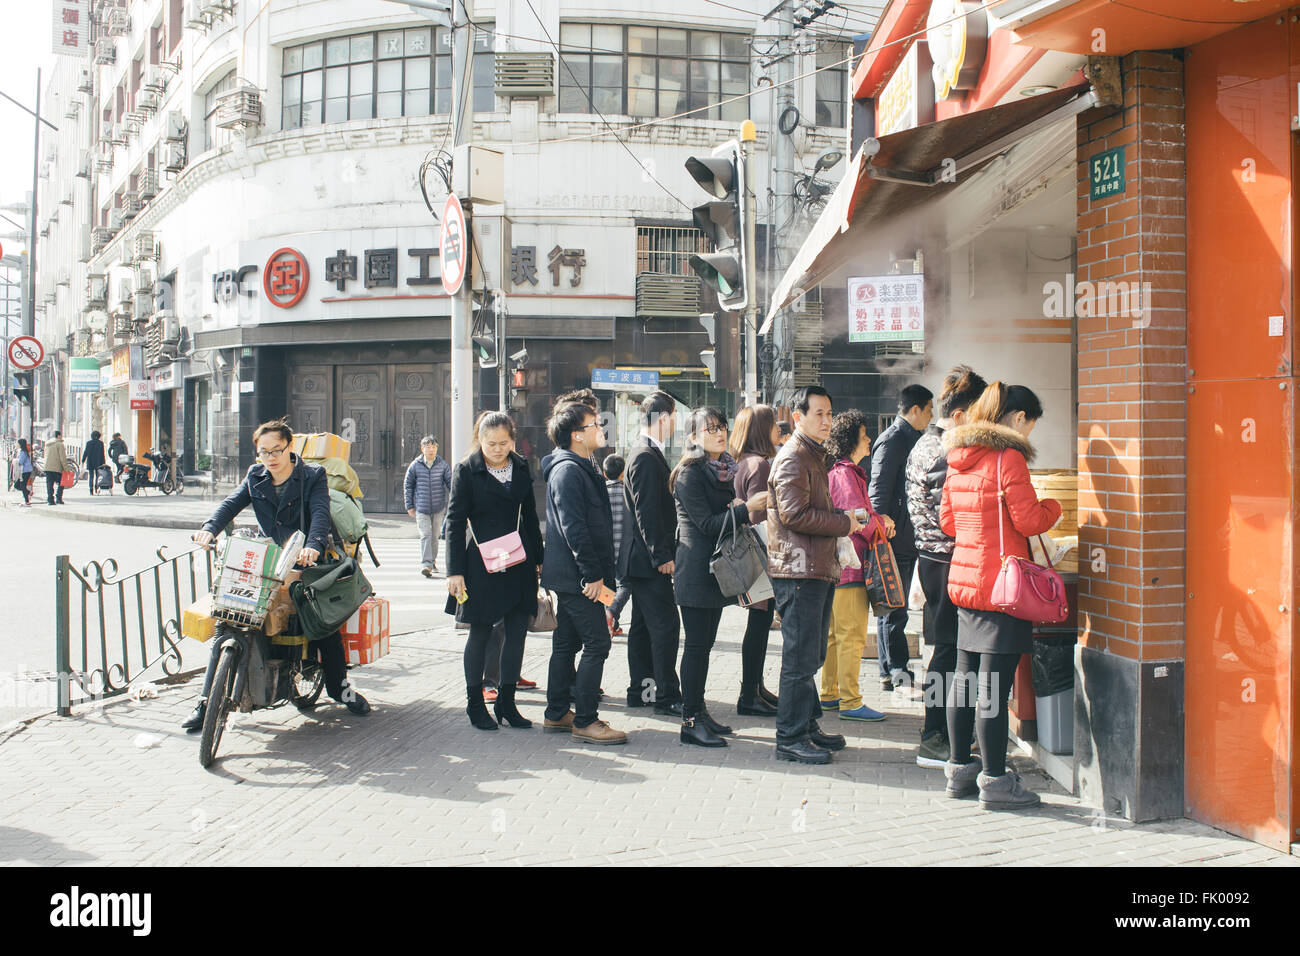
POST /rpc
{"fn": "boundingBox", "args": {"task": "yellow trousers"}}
[821,584,869,710]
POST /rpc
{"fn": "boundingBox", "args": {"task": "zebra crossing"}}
[359,536,452,636]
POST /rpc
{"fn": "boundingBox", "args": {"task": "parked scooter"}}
[121,449,181,495]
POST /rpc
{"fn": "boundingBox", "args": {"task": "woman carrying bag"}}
[939,382,1061,810]
[445,411,545,731]
[671,407,768,748]
[14,439,33,506]
[82,431,106,496]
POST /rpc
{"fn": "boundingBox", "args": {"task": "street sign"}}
[8,336,45,370]
[592,368,660,391]
[1089,146,1126,200]
[440,194,468,294]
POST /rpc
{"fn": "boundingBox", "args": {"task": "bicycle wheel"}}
[174,474,185,495]
[162,475,176,495]
[292,661,325,709]
[199,644,239,768]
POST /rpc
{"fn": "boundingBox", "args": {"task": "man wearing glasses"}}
[181,419,370,733]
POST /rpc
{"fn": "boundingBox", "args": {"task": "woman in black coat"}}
[81,431,106,495]
[445,411,544,731]
[671,407,768,748]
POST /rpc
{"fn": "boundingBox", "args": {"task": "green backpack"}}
[327,488,380,567]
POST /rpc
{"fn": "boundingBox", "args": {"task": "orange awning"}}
[762,82,1095,334]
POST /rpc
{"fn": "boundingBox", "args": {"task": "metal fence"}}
[54,544,216,716]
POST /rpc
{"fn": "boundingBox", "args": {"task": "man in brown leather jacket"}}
[767,386,863,764]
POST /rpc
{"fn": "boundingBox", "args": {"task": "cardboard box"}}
[340,596,390,665]
[292,432,351,462]
[182,594,219,643]
[213,536,282,619]
[342,632,390,666]
[263,585,295,636]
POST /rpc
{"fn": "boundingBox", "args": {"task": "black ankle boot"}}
[758,684,779,707]
[680,715,727,748]
[737,684,778,717]
[493,683,532,729]
[467,685,498,731]
[181,699,206,733]
[699,705,734,736]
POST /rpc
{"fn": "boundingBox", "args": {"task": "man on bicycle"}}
[181,419,370,732]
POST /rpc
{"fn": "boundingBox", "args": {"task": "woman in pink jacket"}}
[823,410,894,721]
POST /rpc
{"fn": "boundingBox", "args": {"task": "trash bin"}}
[1031,635,1075,754]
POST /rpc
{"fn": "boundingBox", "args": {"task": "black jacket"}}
[203,454,332,554]
[622,435,677,579]
[443,450,543,625]
[869,415,923,559]
[107,438,128,465]
[81,439,106,471]
[541,449,615,594]
[672,459,750,609]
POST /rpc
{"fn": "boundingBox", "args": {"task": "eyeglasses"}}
[257,444,289,460]
[579,423,601,432]
[702,423,727,435]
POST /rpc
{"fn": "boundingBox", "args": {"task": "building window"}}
[560,24,749,121]
[281,26,494,130]
[203,69,237,151]
[636,225,709,277]
[814,45,849,128]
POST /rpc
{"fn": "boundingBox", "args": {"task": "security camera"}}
[510,347,528,365]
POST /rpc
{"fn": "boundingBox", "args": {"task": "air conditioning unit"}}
[64,99,81,120]
[136,271,155,296]
[494,53,555,98]
[134,231,157,260]
[122,112,142,140]
[635,274,702,317]
[200,0,232,16]
[94,38,116,66]
[158,310,180,344]
[108,208,124,232]
[138,168,159,200]
[105,123,125,146]
[39,162,50,180]
[134,294,152,323]
[121,192,142,220]
[104,8,131,37]
[214,85,262,130]
[113,313,133,339]
[116,278,134,305]
[86,274,107,306]
[144,67,168,94]
[77,68,94,94]
[137,90,159,115]
[77,232,92,263]
[185,0,211,29]
[90,228,113,254]
[164,141,186,173]
[76,154,92,178]
[96,145,114,175]
[164,110,187,143]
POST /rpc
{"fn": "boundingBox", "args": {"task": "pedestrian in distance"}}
[940,382,1061,809]
[729,403,782,715]
[82,431,106,496]
[670,406,769,747]
[540,402,626,745]
[620,390,684,714]
[43,431,69,506]
[767,385,864,765]
[823,409,893,723]
[444,412,545,731]
[108,432,129,482]
[405,435,452,577]
[906,365,988,769]
[183,419,370,734]
[13,438,33,506]
[868,383,934,693]
[602,454,633,636]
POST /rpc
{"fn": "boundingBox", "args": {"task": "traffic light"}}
[698,311,739,389]
[685,140,748,312]
[13,371,33,406]
[472,291,498,368]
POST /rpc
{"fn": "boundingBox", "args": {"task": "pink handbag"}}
[470,506,527,573]
[989,452,1069,624]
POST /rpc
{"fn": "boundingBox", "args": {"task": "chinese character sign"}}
[52,0,88,57]
[846,274,925,343]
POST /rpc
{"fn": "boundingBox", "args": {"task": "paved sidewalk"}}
[1,608,1292,866]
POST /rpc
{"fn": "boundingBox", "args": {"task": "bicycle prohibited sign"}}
[7,336,44,370]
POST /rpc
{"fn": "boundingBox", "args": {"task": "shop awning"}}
[761,83,1097,334]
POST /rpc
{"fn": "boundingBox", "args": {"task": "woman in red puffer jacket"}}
[938,382,1061,811]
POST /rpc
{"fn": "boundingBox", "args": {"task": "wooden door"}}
[389,364,444,511]
[336,365,389,511]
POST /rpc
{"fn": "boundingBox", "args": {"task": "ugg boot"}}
[944,758,982,798]
[977,770,1041,810]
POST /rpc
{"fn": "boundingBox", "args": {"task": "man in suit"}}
[621,390,683,714]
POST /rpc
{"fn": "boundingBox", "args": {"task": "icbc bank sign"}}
[214,248,311,309]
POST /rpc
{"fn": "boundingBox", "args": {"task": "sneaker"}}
[916,732,950,768]
[430,562,438,573]
[420,566,433,578]
[572,719,627,745]
[516,676,538,690]
[819,697,840,710]
[610,622,624,636]
[482,682,498,703]
[839,704,887,721]
[879,677,894,692]
[977,770,1041,810]
[605,609,616,635]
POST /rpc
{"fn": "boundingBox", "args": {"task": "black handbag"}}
[863,536,906,615]
[288,555,373,641]
[709,507,768,598]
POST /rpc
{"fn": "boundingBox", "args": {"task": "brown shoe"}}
[571,719,627,745]
[543,711,575,733]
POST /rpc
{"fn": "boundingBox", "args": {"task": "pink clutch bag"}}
[989,452,1069,624]
[470,506,527,573]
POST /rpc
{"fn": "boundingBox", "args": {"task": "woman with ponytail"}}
[939,382,1061,809]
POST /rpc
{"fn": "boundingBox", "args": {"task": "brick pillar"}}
[1073,50,1187,821]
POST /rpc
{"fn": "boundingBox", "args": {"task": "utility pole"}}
[448,1,476,465]
[772,5,794,409]
[496,292,507,410]
[26,68,40,344]
[739,126,759,406]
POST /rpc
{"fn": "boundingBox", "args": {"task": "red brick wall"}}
[1074,51,1187,662]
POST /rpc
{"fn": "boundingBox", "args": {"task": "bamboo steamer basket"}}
[1029,470,1078,535]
